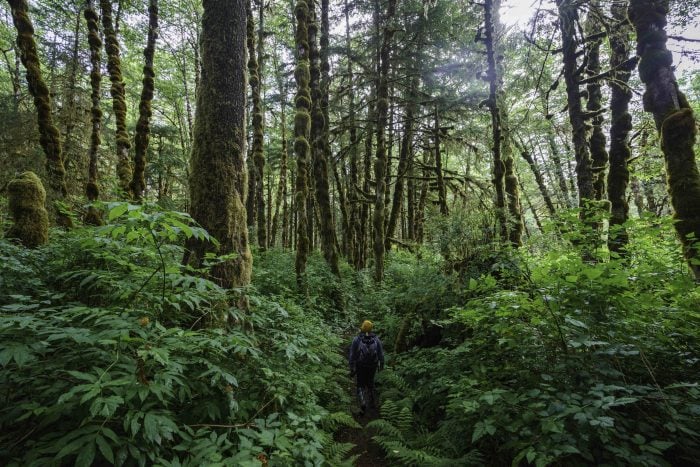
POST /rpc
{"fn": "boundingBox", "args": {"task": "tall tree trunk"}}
[345,0,360,267]
[185,0,252,290]
[100,0,131,194]
[60,9,81,170]
[270,85,288,248]
[547,130,572,208]
[246,0,266,249]
[130,0,159,200]
[557,0,595,221]
[293,0,312,287]
[629,0,700,279]
[372,0,397,282]
[606,1,634,254]
[7,0,69,224]
[482,0,507,243]
[358,94,375,269]
[84,0,103,225]
[584,1,608,201]
[309,0,340,275]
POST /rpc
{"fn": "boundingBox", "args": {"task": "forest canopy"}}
[1,0,700,465]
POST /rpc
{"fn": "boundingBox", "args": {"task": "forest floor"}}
[335,339,386,466]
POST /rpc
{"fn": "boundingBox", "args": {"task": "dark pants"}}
[356,364,377,409]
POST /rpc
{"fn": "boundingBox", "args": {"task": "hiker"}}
[348,320,384,413]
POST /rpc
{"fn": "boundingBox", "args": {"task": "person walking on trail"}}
[348,320,384,414]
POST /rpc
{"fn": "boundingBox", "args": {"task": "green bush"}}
[0,203,355,466]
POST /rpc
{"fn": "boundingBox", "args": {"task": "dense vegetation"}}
[1,0,700,465]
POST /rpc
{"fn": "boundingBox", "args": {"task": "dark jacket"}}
[348,332,384,370]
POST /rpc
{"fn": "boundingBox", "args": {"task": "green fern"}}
[320,410,361,431]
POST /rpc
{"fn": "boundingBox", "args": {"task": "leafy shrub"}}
[0,203,355,466]
[372,217,700,466]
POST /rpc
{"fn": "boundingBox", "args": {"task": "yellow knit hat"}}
[360,320,373,333]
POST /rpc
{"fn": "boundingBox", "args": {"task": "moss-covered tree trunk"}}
[503,128,523,246]
[100,0,131,195]
[547,130,573,208]
[293,0,312,288]
[185,0,252,289]
[84,0,103,225]
[7,0,68,223]
[629,0,700,279]
[373,0,397,282]
[557,0,595,222]
[584,1,608,201]
[607,1,634,254]
[7,172,49,247]
[309,0,339,276]
[130,0,158,200]
[246,0,267,249]
[482,0,507,243]
[270,81,288,248]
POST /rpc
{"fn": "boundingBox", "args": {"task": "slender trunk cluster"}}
[130,0,159,200]
[309,0,340,276]
[84,0,103,225]
[481,0,521,247]
[293,0,312,287]
[629,0,700,279]
[100,0,131,194]
[7,0,68,223]
[557,0,595,212]
[373,0,397,282]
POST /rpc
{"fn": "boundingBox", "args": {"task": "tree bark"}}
[100,0,131,194]
[7,0,69,224]
[130,0,159,200]
[293,0,312,288]
[629,0,700,279]
[185,0,252,289]
[606,1,634,254]
[84,0,103,225]
[372,0,397,282]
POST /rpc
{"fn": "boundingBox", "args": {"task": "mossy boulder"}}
[6,171,49,247]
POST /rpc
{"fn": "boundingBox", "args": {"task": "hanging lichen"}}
[100,0,131,194]
[6,171,49,248]
[629,0,700,279]
[606,1,634,254]
[185,0,252,289]
[84,0,104,225]
[130,0,159,200]
[7,0,68,223]
[294,0,312,288]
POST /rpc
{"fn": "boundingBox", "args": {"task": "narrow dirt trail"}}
[335,338,386,466]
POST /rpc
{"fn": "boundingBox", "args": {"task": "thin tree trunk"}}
[607,1,634,254]
[516,140,556,215]
[100,0,131,194]
[584,1,608,201]
[372,0,397,282]
[130,0,159,200]
[434,106,448,216]
[271,85,288,248]
[84,0,103,225]
[293,0,312,287]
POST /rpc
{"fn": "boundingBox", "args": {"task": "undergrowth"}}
[0,203,357,466]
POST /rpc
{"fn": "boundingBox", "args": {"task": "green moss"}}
[6,172,49,248]
[638,49,673,83]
